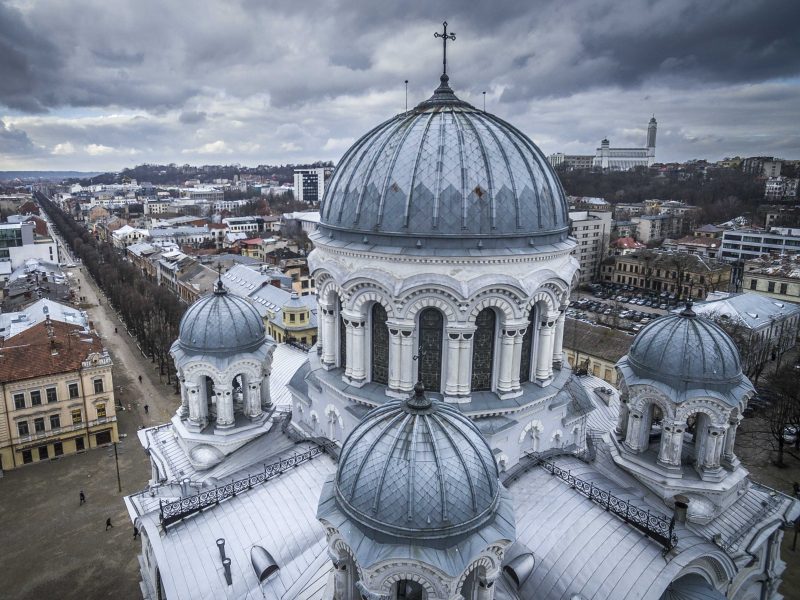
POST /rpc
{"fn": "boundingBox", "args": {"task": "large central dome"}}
[318,75,569,250]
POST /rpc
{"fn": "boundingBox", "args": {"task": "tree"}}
[762,366,800,467]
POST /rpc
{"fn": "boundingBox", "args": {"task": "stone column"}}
[444,330,462,399]
[553,308,566,368]
[511,328,524,390]
[260,374,272,410]
[187,381,203,428]
[657,421,684,468]
[398,329,415,393]
[476,576,496,600]
[457,331,474,396]
[535,315,557,383]
[343,319,354,379]
[387,327,403,390]
[320,305,337,369]
[215,384,235,429]
[246,382,262,420]
[497,328,517,394]
[723,417,740,465]
[624,410,644,452]
[703,425,726,470]
[178,377,189,419]
[616,400,629,438]
[332,560,348,599]
[351,319,367,384]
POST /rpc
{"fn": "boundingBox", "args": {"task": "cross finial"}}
[214,262,225,294]
[434,21,456,76]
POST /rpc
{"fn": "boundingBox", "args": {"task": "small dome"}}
[318,75,569,250]
[334,384,500,540]
[178,283,266,354]
[628,304,742,386]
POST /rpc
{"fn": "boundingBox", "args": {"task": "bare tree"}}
[763,366,800,467]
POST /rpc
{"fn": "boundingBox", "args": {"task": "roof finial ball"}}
[680,300,695,317]
[407,380,432,410]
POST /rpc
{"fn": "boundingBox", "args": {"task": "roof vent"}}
[504,552,535,588]
[250,546,280,582]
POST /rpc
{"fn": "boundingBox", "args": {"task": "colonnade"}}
[180,372,270,432]
[317,298,567,398]
[617,400,741,478]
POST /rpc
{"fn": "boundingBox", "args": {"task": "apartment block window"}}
[768,281,776,293]
[96,403,106,419]
[49,414,61,429]
[69,383,79,398]
[30,390,42,406]
[54,442,64,457]
[780,283,788,295]
[38,446,49,460]
[93,379,104,393]
[17,421,29,436]
[46,387,58,403]
[22,449,32,464]
[76,437,85,451]
[750,279,757,290]
[71,409,82,425]
[34,417,45,433]
[13,393,25,409]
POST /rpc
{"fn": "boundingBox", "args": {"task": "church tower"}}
[646,116,657,165]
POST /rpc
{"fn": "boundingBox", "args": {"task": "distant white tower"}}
[646,116,657,166]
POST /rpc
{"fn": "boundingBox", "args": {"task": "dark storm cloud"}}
[0,119,36,155]
[178,110,207,124]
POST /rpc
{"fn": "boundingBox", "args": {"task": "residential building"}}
[602,251,732,299]
[221,264,318,345]
[293,167,327,203]
[567,196,611,211]
[281,211,321,236]
[549,154,595,170]
[0,320,118,471]
[562,319,632,385]
[765,177,798,200]
[720,228,800,262]
[222,216,262,235]
[611,220,636,238]
[661,235,721,258]
[743,255,800,302]
[0,221,58,275]
[610,236,645,255]
[0,298,88,340]
[631,213,684,243]
[569,210,612,283]
[762,160,782,178]
[691,291,800,378]
[593,116,657,170]
[181,187,224,203]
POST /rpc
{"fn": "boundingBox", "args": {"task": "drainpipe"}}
[2,382,17,468]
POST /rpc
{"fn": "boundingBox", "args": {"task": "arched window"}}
[417,308,443,393]
[471,308,496,391]
[338,298,346,369]
[371,303,389,384]
[519,307,537,383]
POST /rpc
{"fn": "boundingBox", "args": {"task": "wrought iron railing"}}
[159,442,333,528]
[537,455,678,551]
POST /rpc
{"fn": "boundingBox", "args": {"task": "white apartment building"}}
[293,168,327,203]
[0,222,58,275]
[720,228,800,262]
[569,210,612,283]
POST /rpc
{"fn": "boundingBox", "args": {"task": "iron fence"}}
[537,456,678,551]
[160,441,333,527]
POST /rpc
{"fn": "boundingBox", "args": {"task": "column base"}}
[534,377,553,388]
[553,360,563,370]
[655,459,684,476]
[321,361,336,371]
[386,387,412,399]
[497,388,523,400]
[443,394,472,404]
[342,375,366,388]
[697,465,726,482]
[722,456,740,470]
[215,421,235,431]
[185,420,206,433]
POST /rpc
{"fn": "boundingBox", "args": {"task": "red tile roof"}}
[0,321,105,383]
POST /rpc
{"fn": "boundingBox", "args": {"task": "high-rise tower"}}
[646,115,657,165]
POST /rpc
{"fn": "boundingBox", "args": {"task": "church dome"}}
[334,383,500,540]
[177,282,266,354]
[627,304,743,386]
[318,75,569,250]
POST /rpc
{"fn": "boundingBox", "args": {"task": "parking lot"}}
[568,283,679,333]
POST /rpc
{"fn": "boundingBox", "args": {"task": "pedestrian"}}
[106,518,113,530]
[138,375,142,384]
[133,525,140,540]
[144,404,149,414]
[114,327,118,333]
[79,490,86,505]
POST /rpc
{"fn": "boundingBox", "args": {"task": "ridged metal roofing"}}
[627,304,743,386]
[177,283,266,354]
[334,384,500,539]
[318,75,569,250]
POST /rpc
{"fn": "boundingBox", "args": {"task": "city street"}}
[0,227,183,599]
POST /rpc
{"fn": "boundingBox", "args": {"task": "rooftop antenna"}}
[483,91,486,112]
[405,80,409,112]
[434,21,456,77]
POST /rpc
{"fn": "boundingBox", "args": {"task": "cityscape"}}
[2,2,800,600]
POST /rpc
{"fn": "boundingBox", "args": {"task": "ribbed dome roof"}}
[178,282,266,354]
[318,75,569,250]
[334,383,500,540]
[628,304,743,386]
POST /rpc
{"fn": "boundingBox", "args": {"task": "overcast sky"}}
[1,0,799,171]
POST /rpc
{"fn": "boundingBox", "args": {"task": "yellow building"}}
[266,292,318,346]
[0,320,118,470]
[562,319,633,386]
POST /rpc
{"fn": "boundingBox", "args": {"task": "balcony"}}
[16,416,117,443]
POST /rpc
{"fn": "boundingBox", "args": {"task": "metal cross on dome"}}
[434,21,456,75]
